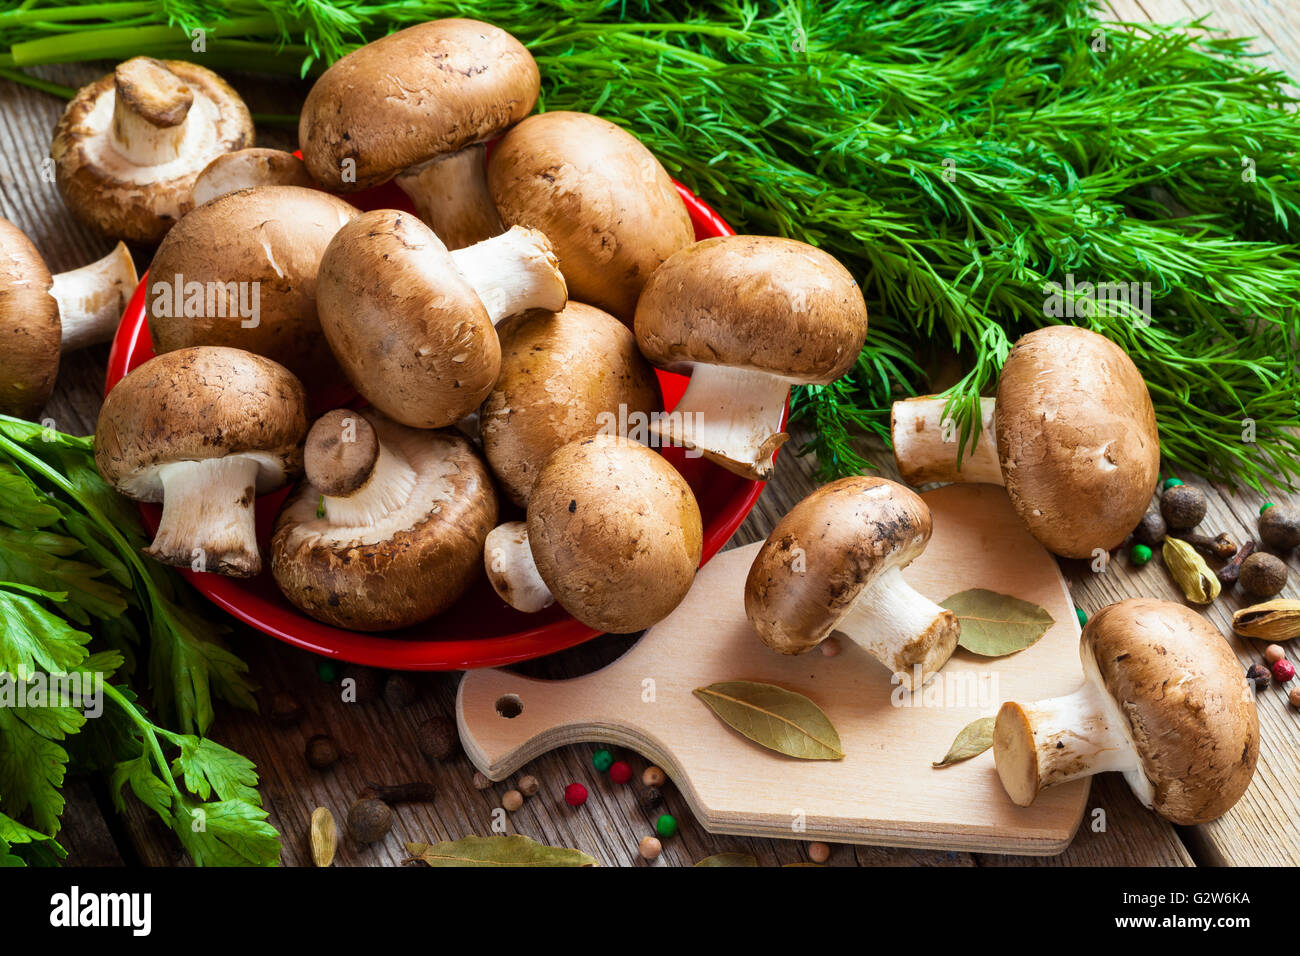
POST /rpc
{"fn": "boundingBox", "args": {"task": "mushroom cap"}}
[527,434,702,633]
[482,302,664,505]
[52,58,254,244]
[303,408,380,497]
[193,148,315,206]
[634,235,868,382]
[1082,598,1258,824]
[272,411,498,631]
[745,476,933,654]
[94,345,307,502]
[316,209,500,428]
[299,19,539,192]
[147,186,359,386]
[0,218,60,418]
[995,326,1160,558]
[487,111,695,322]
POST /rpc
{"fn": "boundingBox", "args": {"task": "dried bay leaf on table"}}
[942,589,1054,657]
[693,681,844,760]
[933,716,996,768]
[695,852,759,867]
[405,834,597,867]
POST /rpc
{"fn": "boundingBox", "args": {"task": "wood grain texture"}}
[0,3,1293,867]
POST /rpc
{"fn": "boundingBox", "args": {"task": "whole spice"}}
[1233,599,1300,641]
[943,589,1055,657]
[638,836,662,861]
[1174,531,1238,560]
[472,771,493,791]
[808,842,831,864]
[1133,511,1168,546]
[310,806,338,867]
[1247,664,1271,690]
[306,734,340,770]
[1290,687,1300,708]
[361,781,436,804]
[1273,659,1296,683]
[642,766,667,787]
[417,716,458,761]
[1239,552,1289,599]
[1162,537,1221,604]
[820,636,842,658]
[517,774,540,797]
[1259,503,1300,552]
[405,834,596,867]
[638,787,664,811]
[1160,484,1207,531]
[347,798,393,844]
[269,691,303,726]
[1266,644,1286,664]
[1218,539,1258,585]
[383,674,418,710]
[501,790,524,812]
[340,664,382,704]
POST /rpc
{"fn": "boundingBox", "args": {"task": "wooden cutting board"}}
[457,484,1090,855]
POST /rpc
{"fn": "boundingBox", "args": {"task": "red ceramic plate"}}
[106,179,780,669]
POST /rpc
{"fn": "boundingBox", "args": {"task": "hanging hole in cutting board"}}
[496,694,524,719]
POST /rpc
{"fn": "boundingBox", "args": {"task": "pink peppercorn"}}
[1272,659,1295,683]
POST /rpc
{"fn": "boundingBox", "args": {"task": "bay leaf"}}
[693,681,844,760]
[933,716,995,767]
[404,835,596,867]
[695,852,758,867]
[942,589,1054,657]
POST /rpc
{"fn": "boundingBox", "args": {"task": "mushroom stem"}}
[396,145,504,250]
[50,242,137,351]
[449,226,568,325]
[319,440,418,527]
[110,57,195,166]
[148,455,262,577]
[484,521,554,613]
[993,678,1140,807]
[651,364,791,480]
[835,565,960,691]
[890,396,1001,485]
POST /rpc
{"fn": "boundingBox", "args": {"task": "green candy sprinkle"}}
[316,660,339,682]
[1075,607,1087,627]
[1261,502,1275,514]
[1130,544,1153,566]
[1162,478,1184,490]
[592,749,614,772]
[655,814,678,838]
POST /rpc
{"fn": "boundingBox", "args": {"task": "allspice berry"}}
[517,775,540,797]
[1239,552,1288,599]
[1289,686,1300,708]
[502,790,524,812]
[340,664,382,704]
[472,771,493,790]
[1160,484,1207,531]
[642,766,667,788]
[347,797,393,844]
[1133,510,1168,546]
[1266,644,1286,664]
[417,716,458,761]
[808,842,831,863]
[268,691,303,726]
[305,734,340,770]
[384,674,418,710]
[638,835,662,861]
[1260,504,1300,552]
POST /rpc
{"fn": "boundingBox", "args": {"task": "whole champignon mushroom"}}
[52,57,254,244]
[488,111,695,322]
[635,236,868,480]
[192,148,314,206]
[272,409,497,630]
[745,477,959,691]
[0,218,137,418]
[299,18,538,250]
[94,346,307,577]
[994,598,1258,824]
[481,302,663,505]
[316,209,566,429]
[484,434,702,632]
[891,326,1160,559]
[147,186,359,386]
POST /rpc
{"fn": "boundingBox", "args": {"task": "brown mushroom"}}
[745,477,959,691]
[484,434,702,632]
[488,111,695,322]
[94,346,307,576]
[891,326,1160,559]
[299,19,538,249]
[146,186,359,386]
[994,598,1258,824]
[481,302,663,505]
[316,209,566,429]
[634,236,869,479]
[0,218,137,418]
[192,148,314,206]
[272,408,497,630]
[52,57,254,244]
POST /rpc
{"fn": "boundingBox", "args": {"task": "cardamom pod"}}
[1162,537,1221,604]
[1232,599,1300,641]
[310,806,338,867]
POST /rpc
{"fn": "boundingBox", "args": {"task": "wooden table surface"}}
[1,0,1296,868]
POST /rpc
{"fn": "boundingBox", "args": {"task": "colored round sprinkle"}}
[1129,543,1153,566]
[592,749,614,772]
[609,760,633,784]
[316,660,338,682]
[1261,502,1276,514]
[1162,477,1184,490]
[564,783,588,807]
[655,813,678,838]
[1075,607,1087,627]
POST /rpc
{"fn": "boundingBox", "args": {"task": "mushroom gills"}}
[484,521,554,613]
[890,396,1001,485]
[320,440,419,527]
[651,364,792,480]
[147,455,264,576]
[396,144,504,250]
[50,242,137,351]
[833,565,960,691]
[449,225,567,324]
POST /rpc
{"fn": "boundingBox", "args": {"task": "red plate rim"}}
[105,181,780,670]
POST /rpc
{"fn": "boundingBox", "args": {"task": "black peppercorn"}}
[417,716,458,761]
[1160,485,1207,531]
[1246,663,1271,690]
[306,734,340,770]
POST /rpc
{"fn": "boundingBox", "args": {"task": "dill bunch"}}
[3,0,1298,488]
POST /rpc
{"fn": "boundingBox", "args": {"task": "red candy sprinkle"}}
[608,761,633,784]
[1273,659,1295,683]
[564,783,588,807]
